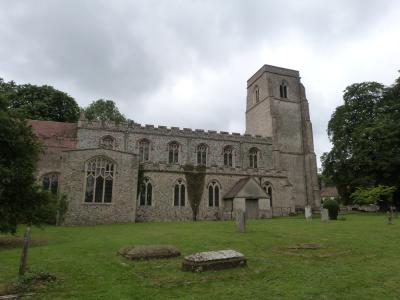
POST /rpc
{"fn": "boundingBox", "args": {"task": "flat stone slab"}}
[118,245,181,260]
[182,250,246,272]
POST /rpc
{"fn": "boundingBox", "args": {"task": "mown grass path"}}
[1,214,399,299]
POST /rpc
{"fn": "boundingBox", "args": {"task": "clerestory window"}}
[223,145,233,167]
[168,142,179,164]
[249,147,259,168]
[139,139,150,162]
[197,144,208,166]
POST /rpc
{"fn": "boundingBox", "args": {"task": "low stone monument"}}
[118,245,181,260]
[321,208,329,222]
[235,210,246,233]
[182,250,247,272]
[305,205,312,221]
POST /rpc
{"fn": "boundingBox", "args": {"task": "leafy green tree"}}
[0,94,58,234]
[84,99,126,123]
[351,185,396,210]
[0,78,80,122]
[322,77,400,207]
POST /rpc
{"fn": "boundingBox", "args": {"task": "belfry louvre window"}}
[208,181,220,207]
[174,179,186,207]
[139,139,150,162]
[280,82,288,98]
[85,157,115,203]
[42,173,59,194]
[197,144,207,166]
[168,142,179,164]
[254,86,260,103]
[249,148,258,168]
[223,146,233,167]
[139,177,152,206]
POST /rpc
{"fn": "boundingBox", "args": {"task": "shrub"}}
[323,199,339,220]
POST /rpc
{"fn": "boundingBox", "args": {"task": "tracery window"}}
[173,179,186,207]
[263,182,273,207]
[280,81,288,98]
[139,139,150,162]
[208,181,220,207]
[249,147,259,168]
[100,135,114,149]
[139,177,152,206]
[84,157,114,203]
[197,144,208,166]
[42,173,59,194]
[168,142,179,164]
[223,145,233,167]
[254,86,260,103]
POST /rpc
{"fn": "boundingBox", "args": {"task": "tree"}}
[0,78,80,122]
[322,77,400,207]
[350,185,396,210]
[83,99,126,123]
[0,94,58,275]
[183,164,206,221]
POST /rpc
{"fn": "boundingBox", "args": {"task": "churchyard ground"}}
[0,213,399,299]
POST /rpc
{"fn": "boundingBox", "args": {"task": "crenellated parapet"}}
[78,119,272,145]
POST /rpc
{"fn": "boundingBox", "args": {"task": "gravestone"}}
[321,208,329,222]
[118,245,181,260]
[305,205,312,221]
[182,250,247,272]
[235,210,246,233]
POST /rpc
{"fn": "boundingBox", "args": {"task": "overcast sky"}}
[1,0,400,167]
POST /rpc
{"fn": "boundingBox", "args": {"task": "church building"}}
[31,65,321,225]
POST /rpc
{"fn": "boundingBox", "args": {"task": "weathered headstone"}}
[235,210,246,232]
[182,250,247,272]
[305,205,312,221]
[321,208,329,222]
[118,245,181,260]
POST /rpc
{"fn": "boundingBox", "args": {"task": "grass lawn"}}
[0,213,399,299]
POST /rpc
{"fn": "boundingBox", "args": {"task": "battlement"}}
[78,119,272,144]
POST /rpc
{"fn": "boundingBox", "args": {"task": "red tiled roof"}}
[28,120,78,151]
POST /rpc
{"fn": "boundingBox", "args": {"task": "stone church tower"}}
[245,65,320,209]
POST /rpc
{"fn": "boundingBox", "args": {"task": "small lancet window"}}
[263,182,273,208]
[168,142,179,164]
[280,81,288,98]
[249,147,259,168]
[223,146,233,167]
[197,144,207,166]
[84,157,115,203]
[208,181,220,207]
[139,177,152,206]
[42,173,59,194]
[139,139,150,162]
[173,179,186,207]
[254,86,260,104]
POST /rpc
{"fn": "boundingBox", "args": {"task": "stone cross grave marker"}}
[321,208,329,222]
[235,210,246,233]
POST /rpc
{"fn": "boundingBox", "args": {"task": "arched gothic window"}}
[197,144,208,166]
[42,173,59,194]
[100,135,114,149]
[85,157,115,203]
[168,142,179,164]
[249,147,259,168]
[262,182,273,208]
[223,145,233,167]
[139,177,152,206]
[173,179,186,207]
[254,86,260,103]
[139,139,150,162]
[280,81,288,98]
[208,181,220,207]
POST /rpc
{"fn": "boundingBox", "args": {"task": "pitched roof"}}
[28,120,78,152]
[320,186,339,198]
[224,177,269,200]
